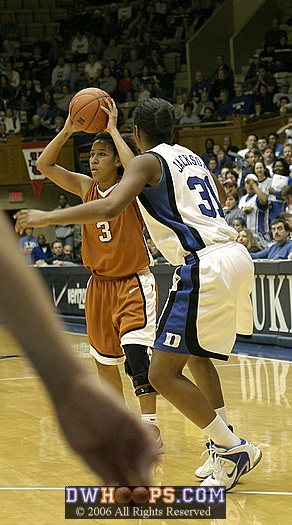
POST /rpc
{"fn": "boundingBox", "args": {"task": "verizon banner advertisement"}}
[21,141,49,199]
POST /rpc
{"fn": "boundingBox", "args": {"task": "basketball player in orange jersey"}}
[25,102,163,452]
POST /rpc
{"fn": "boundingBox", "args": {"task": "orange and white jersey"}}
[82,181,151,278]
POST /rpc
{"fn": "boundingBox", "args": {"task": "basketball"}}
[114,487,133,504]
[69,87,113,134]
[131,486,149,505]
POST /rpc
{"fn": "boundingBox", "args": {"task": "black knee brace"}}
[123,344,156,396]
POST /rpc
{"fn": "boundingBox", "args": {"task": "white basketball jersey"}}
[137,143,237,266]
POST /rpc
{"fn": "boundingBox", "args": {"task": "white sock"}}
[141,413,158,427]
[203,415,240,449]
[215,406,228,426]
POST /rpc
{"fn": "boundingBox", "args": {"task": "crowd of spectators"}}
[0,0,225,137]
[2,2,291,261]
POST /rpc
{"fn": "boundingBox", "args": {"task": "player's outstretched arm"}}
[36,114,92,198]
[1,211,157,485]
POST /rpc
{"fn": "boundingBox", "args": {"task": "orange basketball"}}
[114,486,133,504]
[69,87,113,134]
[131,486,149,505]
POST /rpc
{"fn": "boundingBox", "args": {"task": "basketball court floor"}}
[0,325,291,524]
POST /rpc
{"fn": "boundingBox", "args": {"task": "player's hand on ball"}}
[64,114,80,133]
[14,209,49,234]
[102,98,118,133]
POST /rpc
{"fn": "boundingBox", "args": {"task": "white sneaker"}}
[200,439,262,491]
[194,439,216,479]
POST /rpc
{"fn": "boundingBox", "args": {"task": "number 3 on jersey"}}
[187,175,224,218]
[96,221,112,242]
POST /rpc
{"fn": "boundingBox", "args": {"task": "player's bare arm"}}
[102,99,136,168]
[36,115,92,198]
[14,154,161,233]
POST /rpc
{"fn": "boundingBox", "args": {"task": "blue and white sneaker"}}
[195,425,234,479]
[194,439,216,479]
[200,439,262,491]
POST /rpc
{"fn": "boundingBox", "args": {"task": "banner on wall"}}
[21,142,49,200]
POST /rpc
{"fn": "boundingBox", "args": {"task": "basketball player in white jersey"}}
[14,98,262,491]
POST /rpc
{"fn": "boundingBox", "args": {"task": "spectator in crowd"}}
[55,84,72,118]
[16,79,39,122]
[68,62,81,93]
[196,91,214,119]
[98,66,118,97]
[37,89,58,126]
[273,79,292,107]
[125,48,144,78]
[102,37,122,66]
[210,68,234,106]
[201,137,215,164]
[146,237,166,263]
[277,211,292,237]
[208,155,220,176]
[257,136,269,153]
[238,173,270,245]
[252,82,277,114]
[9,46,30,83]
[272,35,292,73]
[216,89,232,121]
[28,45,51,90]
[189,69,210,103]
[254,159,272,195]
[201,106,217,124]
[239,148,263,193]
[277,115,292,144]
[173,16,195,62]
[263,17,288,57]
[236,227,262,253]
[250,64,278,97]
[18,227,38,263]
[139,30,162,60]
[244,54,264,91]
[224,189,245,227]
[250,218,292,259]
[4,61,20,90]
[281,185,292,213]
[30,234,53,265]
[179,101,200,127]
[47,239,75,266]
[268,131,283,157]
[54,193,75,249]
[144,48,164,76]
[283,142,292,170]
[1,107,20,134]
[245,101,266,124]
[263,145,276,175]
[217,147,234,171]
[71,31,89,64]
[51,116,65,135]
[222,135,239,154]
[118,67,134,102]
[84,54,103,86]
[51,57,71,93]
[269,157,292,220]
[237,133,258,158]
[232,216,247,232]
[229,82,253,117]
[0,73,15,108]
[152,64,174,101]
[29,114,48,137]
[212,54,234,84]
